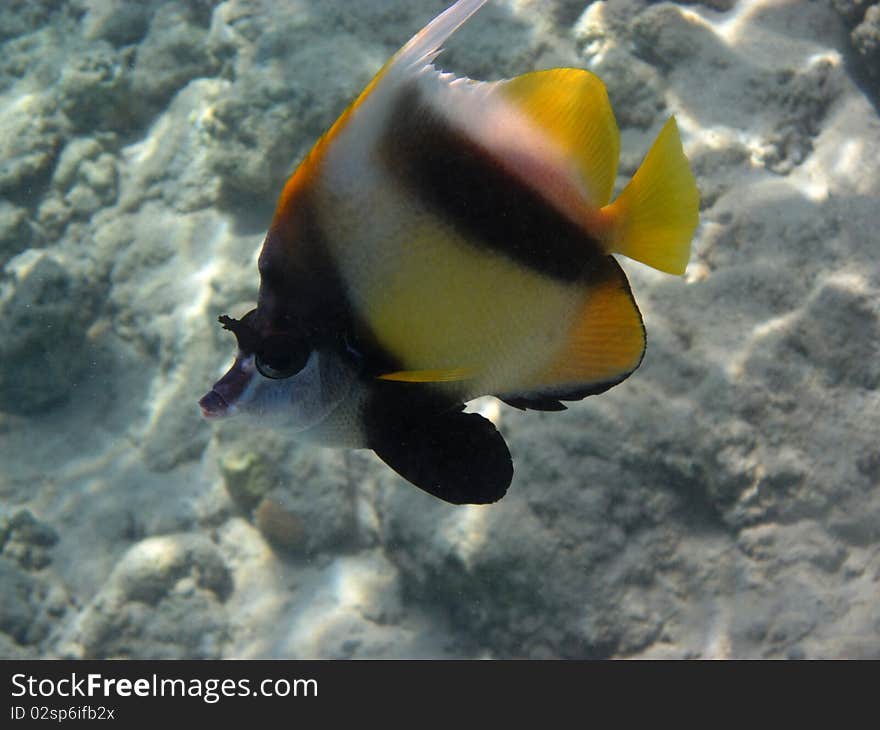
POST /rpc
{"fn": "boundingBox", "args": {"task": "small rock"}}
[139,380,210,472]
[80,0,159,46]
[0,103,63,201]
[630,3,710,71]
[129,4,221,122]
[113,534,232,605]
[0,557,65,647]
[851,6,880,103]
[2,510,59,570]
[831,0,872,27]
[10,508,60,546]
[247,446,357,556]
[58,44,134,133]
[254,494,307,554]
[738,522,848,574]
[0,2,59,43]
[69,534,232,659]
[0,559,35,644]
[0,250,100,414]
[787,277,880,390]
[0,202,33,266]
[220,451,278,510]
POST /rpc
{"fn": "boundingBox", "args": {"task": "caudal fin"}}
[603,117,699,275]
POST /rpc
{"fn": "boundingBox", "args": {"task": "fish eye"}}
[255,335,311,380]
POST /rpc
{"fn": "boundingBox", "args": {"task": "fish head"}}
[199,309,357,433]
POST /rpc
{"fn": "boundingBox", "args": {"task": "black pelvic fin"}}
[370,408,513,505]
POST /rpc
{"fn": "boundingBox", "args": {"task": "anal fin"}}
[499,395,567,412]
[498,378,632,412]
[516,256,645,399]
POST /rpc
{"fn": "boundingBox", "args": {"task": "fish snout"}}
[199,389,229,419]
[200,353,256,419]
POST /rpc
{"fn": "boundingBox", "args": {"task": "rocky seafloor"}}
[1,0,878,659]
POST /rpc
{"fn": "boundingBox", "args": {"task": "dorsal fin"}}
[271,1,491,228]
[393,0,490,72]
[500,69,620,208]
[384,68,619,234]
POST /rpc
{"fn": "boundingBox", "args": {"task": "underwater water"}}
[1,0,878,659]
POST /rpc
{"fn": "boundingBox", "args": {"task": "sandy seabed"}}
[0,0,878,659]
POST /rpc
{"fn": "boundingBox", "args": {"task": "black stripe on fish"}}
[380,83,607,284]
[256,190,401,379]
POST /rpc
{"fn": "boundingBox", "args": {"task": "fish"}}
[198,0,699,505]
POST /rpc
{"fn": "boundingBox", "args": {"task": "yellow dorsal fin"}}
[525,263,645,392]
[500,68,620,208]
[602,116,699,275]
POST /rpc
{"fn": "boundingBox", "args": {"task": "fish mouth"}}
[199,389,229,419]
[200,352,256,420]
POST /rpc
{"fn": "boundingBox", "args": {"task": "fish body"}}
[199,0,699,504]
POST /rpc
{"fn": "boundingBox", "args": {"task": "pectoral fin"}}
[369,406,513,504]
[377,367,474,383]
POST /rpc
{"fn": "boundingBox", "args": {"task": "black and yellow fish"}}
[199,0,699,504]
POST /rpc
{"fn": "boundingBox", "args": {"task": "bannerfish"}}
[199,0,699,505]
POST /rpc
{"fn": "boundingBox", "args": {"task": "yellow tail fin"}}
[603,116,699,275]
